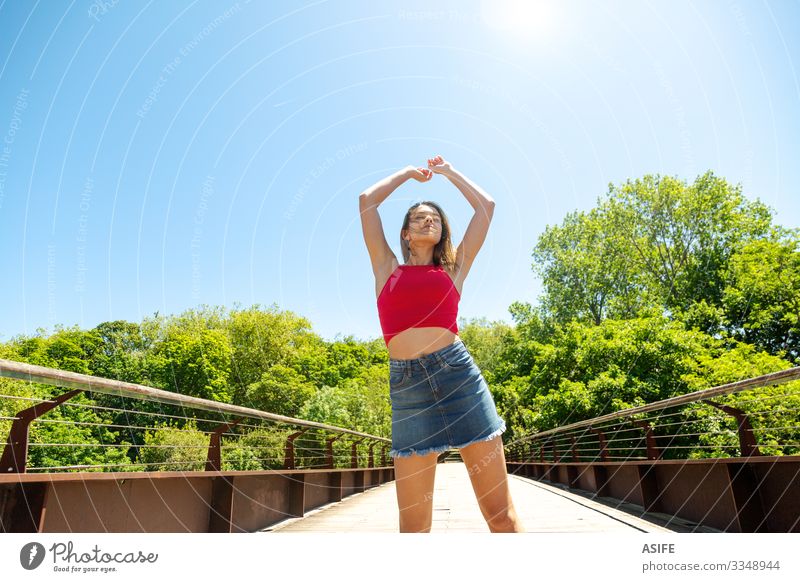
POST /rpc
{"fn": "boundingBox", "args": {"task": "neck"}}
[404,236,438,265]
[406,250,435,266]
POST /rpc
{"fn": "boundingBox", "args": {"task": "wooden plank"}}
[261,462,683,533]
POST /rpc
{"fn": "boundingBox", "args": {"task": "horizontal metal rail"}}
[0,358,384,441]
[530,366,800,440]
[0,358,392,474]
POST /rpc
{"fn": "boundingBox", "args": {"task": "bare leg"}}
[393,450,439,532]
[459,434,525,532]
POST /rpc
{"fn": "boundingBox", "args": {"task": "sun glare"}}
[481,0,554,39]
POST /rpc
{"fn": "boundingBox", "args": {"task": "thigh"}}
[458,434,513,521]
[393,450,439,513]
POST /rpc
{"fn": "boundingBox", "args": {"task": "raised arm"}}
[427,155,496,270]
[359,165,432,274]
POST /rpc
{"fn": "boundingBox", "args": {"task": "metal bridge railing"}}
[0,358,393,475]
[502,366,800,533]
[504,366,800,464]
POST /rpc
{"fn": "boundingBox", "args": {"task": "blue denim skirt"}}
[388,339,507,458]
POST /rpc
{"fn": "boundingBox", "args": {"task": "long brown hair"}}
[400,201,457,271]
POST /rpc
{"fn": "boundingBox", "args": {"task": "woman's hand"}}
[405,165,434,182]
[427,155,454,176]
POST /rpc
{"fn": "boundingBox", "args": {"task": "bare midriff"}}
[386,328,460,360]
[376,259,464,359]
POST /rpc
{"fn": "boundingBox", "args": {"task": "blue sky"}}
[0,0,798,344]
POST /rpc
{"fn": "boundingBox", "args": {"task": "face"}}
[405,204,442,243]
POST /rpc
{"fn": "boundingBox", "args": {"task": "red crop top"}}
[376,264,461,346]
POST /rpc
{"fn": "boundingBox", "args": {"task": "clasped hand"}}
[407,155,453,182]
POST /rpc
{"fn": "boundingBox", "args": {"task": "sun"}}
[480,0,554,38]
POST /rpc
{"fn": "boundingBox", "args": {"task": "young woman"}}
[358,155,524,533]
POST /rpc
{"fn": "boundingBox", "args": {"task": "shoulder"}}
[441,260,462,275]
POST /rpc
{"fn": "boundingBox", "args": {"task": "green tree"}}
[90,320,151,383]
[224,304,326,403]
[299,371,390,439]
[457,316,515,381]
[533,208,653,324]
[533,172,775,326]
[721,236,800,362]
[138,420,208,471]
[222,427,291,470]
[150,327,233,402]
[244,364,317,417]
[10,325,101,373]
[606,171,772,313]
[494,315,795,436]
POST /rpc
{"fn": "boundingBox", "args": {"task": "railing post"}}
[325,434,343,469]
[632,419,662,460]
[380,445,388,466]
[350,438,365,468]
[589,427,609,462]
[206,418,245,472]
[550,439,558,463]
[283,428,309,470]
[704,401,762,457]
[1,389,83,474]
[570,435,579,462]
[367,442,375,468]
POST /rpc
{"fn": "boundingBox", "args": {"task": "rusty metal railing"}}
[505,366,800,464]
[504,366,800,532]
[0,358,392,474]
